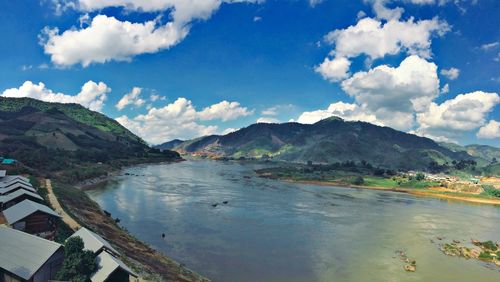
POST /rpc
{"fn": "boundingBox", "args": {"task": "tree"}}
[56,237,97,282]
[415,172,425,181]
[352,176,364,185]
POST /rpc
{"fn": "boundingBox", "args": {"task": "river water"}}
[86,160,500,282]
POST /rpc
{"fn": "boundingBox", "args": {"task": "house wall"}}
[33,248,64,282]
[24,212,57,234]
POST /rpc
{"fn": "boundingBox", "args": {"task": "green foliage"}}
[56,237,97,282]
[482,186,500,198]
[415,172,425,181]
[55,220,75,244]
[479,241,498,251]
[478,252,494,260]
[352,176,364,185]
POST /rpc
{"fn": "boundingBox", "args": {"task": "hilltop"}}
[0,97,180,178]
[172,117,486,171]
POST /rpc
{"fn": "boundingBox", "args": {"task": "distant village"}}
[0,168,138,282]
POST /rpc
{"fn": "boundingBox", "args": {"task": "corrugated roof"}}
[90,251,137,282]
[0,179,32,188]
[0,189,43,205]
[0,183,36,195]
[3,199,60,224]
[70,227,119,255]
[0,175,29,184]
[0,170,6,178]
[0,225,62,280]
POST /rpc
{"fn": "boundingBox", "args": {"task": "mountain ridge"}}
[170,117,493,170]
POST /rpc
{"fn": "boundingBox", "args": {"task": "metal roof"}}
[0,189,43,205]
[70,227,119,255]
[0,225,62,280]
[0,175,29,184]
[3,199,60,224]
[0,170,5,178]
[90,251,138,282]
[0,179,32,188]
[0,183,36,195]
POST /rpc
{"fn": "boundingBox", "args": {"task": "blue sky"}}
[0,0,498,145]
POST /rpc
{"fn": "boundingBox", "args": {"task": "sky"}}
[0,0,498,146]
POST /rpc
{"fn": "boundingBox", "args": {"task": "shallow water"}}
[87,160,500,282]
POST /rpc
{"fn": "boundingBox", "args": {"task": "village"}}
[0,168,138,282]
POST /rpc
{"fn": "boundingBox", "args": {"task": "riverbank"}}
[275,179,500,206]
[50,158,210,282]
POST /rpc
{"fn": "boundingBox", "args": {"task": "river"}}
[86,160,500,282]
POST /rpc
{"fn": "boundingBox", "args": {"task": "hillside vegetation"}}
[173,117,495,171]
[0,97,180,179]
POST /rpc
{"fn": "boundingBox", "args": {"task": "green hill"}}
[174,117,476,170]
[0,97,180,176]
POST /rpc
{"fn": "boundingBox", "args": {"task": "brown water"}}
[87,160,500,282]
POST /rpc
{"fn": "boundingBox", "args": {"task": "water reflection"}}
[87,160,500,282]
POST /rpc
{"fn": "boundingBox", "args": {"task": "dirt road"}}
[45,179,81,231]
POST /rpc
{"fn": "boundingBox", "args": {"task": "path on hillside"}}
[45,179,81,231]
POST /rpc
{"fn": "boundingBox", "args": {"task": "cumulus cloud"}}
[440,67,460,80]
[116,97,252,144]
[116,87,145,110]
[415,91,500,140]
[477,120,500,139]
[297,101,380,125]
[198,100,253,121]
[316,15,448,81]
[323,17,449,60]
[1,80,110,112]
[256,117,280,123]
[41,15,189,67]
[341,55,439,129]
[315,56,351,82]
[43,1,262,67]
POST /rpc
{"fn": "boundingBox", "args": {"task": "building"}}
[3,199,60,239]
[0,225,64,282]
[0,170,5,179]
[70,227,138,282]
[1,159,17,165]
[70,227,119,256]
[91,251,138,282]
[0,189,44,211]
[0,175,30,184]
[0,182,36,196]
[0,178,32,188]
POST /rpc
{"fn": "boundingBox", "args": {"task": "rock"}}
[222,201,228,204]
[470,249,480,258]
[404,265,416,272]
[437,237,443,240]
[162,233,165,238]
[211,203,218,207]
[471,239,480,245]
[453,240,460,244]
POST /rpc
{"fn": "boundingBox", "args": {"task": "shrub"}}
[352,176,364,185]
[56,237,97,282]
[415,173,425,181]
[482,186,500,198]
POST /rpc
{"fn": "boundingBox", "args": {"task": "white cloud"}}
[440,83,449,94]
[1,80,110,112]
[41,15,189,67]
[440,67,460,80]
[197,101,253,121]
[253,16,262,22]
[309,0,324,7]
[116,97,252,143]
[315,56,351,82]
[477,120,500,139]
[256,117,279,123]
[43,1,262,67]
[341,55,439,129]
[480,41,499,51]
[415,91,500,140]
[116,87,145,110]
[324,17,449,61]
[297,101,380,125]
